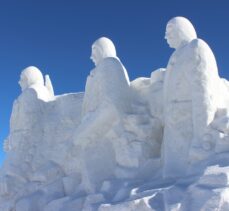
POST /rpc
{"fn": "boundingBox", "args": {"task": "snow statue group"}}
[1,16,229,211]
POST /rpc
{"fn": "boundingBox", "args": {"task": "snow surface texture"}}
[1,17,229,210]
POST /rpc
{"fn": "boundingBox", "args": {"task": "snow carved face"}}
[90,45,103,66]
[90,37,117,66]
[165,17,197,49]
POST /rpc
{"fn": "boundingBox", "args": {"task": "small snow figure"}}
[162,17,220,178]
[9,66,54,142]
[0,66,53,197]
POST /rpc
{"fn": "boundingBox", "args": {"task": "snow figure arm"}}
[45,74,54,98]
[190,39,219,143]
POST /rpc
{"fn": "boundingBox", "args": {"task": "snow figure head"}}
[90,37,117,66]
[19,66,44,91]
[165,17,197,49]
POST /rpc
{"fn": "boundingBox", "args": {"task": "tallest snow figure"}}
[162,17,220,178]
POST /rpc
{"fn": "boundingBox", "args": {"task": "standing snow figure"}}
[0,66,53,197]
[162,17,220,178]
[73,37,131,193]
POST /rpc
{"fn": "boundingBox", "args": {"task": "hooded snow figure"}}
[0,66,54,197]
[5,66,54,151]
[8,66,54,138]
[82,37,130,116]
[162,17,220,178]
[73,37,131,193]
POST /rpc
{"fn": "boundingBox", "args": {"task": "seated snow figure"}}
[0,66,54,197]
[73,37,131,193]
[162,17,220,178]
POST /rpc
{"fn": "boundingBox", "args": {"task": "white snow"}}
[162,17,220,178]
[1,17,229,210]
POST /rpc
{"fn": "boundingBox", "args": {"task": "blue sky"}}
[0,0,229,165]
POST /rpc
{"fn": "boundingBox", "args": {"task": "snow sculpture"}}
[4,66,54,152]
[72,37,165,195]
[0,66,54,197]
[82,37,130,117]
[2,17,229,210]
[0,67,83,209]
[162,17,220,178]
[73,37,131,193]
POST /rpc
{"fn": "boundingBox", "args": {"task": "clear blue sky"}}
[0,0,229,165]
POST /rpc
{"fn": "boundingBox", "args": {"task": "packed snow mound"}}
[1,18,229,210]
